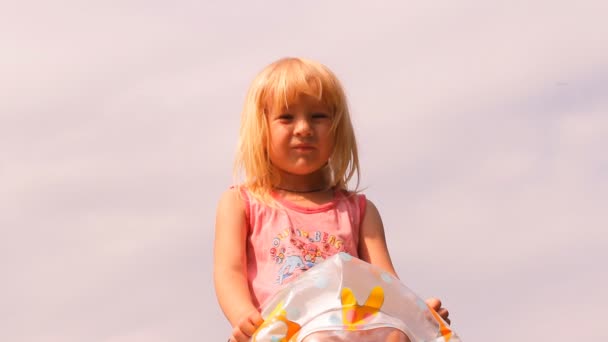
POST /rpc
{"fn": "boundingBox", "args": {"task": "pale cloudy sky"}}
[1,0,607,341]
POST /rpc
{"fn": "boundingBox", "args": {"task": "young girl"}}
[214,57,450,342]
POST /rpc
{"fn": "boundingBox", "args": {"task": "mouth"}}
[292,144,315,151]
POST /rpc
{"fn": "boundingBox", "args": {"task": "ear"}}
[363,286,384,310]
[341,288,357,306]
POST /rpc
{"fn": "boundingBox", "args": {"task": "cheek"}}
[269,126,289,142]
[267,131,283,150]
[268,138,287,156]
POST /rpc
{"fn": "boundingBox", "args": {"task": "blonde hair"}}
[234,57,360,202]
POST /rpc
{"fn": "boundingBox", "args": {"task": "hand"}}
[425,297,450,325]
[228,310,264,342]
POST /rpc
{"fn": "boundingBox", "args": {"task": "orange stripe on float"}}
[428,306,453,342]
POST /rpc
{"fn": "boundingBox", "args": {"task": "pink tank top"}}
[241,188,367,309]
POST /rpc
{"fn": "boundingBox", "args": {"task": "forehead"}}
[260,62,339,114]
[266,93,330,114]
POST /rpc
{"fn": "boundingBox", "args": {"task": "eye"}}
[311,112,330,119]
[278,113,294,121]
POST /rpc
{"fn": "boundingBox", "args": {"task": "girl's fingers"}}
[437,307,450,322]
[425,297,442,310]
[237,311,264,337]
[425,298,452,325]
[230,327,249,342]
[237,321,256,338]
[248,311,264,327]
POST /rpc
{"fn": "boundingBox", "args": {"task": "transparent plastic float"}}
[250,252,461,342]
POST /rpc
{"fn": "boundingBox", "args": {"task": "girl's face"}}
[266,94,335,177]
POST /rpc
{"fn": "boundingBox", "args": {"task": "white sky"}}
[1,0,607,341]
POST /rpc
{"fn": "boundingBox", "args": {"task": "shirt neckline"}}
[271,188,342,213]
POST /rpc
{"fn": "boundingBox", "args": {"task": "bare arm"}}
[214,188,261,337]
[358,199,399,278]
[358,198,451,324]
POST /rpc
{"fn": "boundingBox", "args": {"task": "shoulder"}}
[360,195,377,211]
[216,187,248,214]
[339,190,370,215]
[360,196,382,224]
[338,189,367,202]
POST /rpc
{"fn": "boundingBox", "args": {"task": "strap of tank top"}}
[358,193,367,223]
[230,185,251,224]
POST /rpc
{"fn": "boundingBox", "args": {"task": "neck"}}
[273,167,330,194]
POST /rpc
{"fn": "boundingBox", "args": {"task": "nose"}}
[294,118,313,137]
